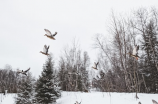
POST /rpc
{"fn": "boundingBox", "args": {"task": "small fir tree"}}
[35,55,61,104]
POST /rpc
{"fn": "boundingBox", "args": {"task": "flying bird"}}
[17,68,30,76]
[92,62,99,70]
[75,101,82,104]
[128,45,139,60]
[44,29,57,40]
[138,102,141,104]
[40,45,49,55]
[152,99,158,104]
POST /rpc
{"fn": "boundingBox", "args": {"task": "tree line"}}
[0,7,158,104]
[92,7,158,94]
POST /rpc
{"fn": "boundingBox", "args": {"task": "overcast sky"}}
[0,0,157,78]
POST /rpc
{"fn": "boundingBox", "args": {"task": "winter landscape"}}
[0,92,158,104]
[0,0,158,104]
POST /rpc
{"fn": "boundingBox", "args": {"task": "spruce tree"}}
[141,20,158,93]
[15,73,34,104]
[35,55,61,104]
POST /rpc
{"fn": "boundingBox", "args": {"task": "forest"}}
[0,7,158,103]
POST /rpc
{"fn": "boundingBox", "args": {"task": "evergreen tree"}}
[141,20,158,93]
[15,73,35,104]
[35,55,61,104]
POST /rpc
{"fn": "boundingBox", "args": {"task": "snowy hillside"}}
[1,92,158,104]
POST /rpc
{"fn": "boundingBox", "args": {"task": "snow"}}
[57,91,158,104]
[0,93,16,104]
[1,92,158,104]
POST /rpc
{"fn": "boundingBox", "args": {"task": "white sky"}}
[0,0,157,78]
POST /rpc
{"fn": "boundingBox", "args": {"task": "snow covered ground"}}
[0,93,16,104]
[0,92,158,104]
[57,91,158,104]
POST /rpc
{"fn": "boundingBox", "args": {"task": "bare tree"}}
[58,39,90,92]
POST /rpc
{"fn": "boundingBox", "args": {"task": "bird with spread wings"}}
[128,45,139,60]
[44,29,57,40]
[92,62,99,70]
[17,68,30,76]
[40,45,50,55]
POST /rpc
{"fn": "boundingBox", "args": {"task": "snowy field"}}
[0,92,158,104]
[0,93,16,104]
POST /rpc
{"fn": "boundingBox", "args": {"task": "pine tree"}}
[141,20,158,93]
[35,55,61,104]
[15,73,35,104]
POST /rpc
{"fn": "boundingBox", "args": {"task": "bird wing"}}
[96,62,99,66]
[136,45,139,51]
[94,62,97,68]
[152,99,158,104]
[47,45,49,50]
[46,46,49,53]
[132,45,137,55]
[44,29,52,36]
[24,68,30,72]
[43,45,47,53]
[53,32,57,36]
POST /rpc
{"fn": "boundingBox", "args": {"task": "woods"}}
[0,7,158,104]
[92,8,158,94]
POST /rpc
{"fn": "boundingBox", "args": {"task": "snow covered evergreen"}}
[15,73,35,104]
[35,55,61,104]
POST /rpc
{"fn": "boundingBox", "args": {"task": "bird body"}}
[128,53,139,60]
[40,45,49,55]
[44,29,57,40]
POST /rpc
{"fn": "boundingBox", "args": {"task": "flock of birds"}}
[16,28,139,75]
[3,29,158,104]
[17,29,57,76]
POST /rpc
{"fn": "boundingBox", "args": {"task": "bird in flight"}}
[152,99,158,104]
[40,45,50,55]
[128,45,139,60]
[17,68,30,76]
[75,101,82,104]
[44,29,57,40]
[92,62,99,70]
